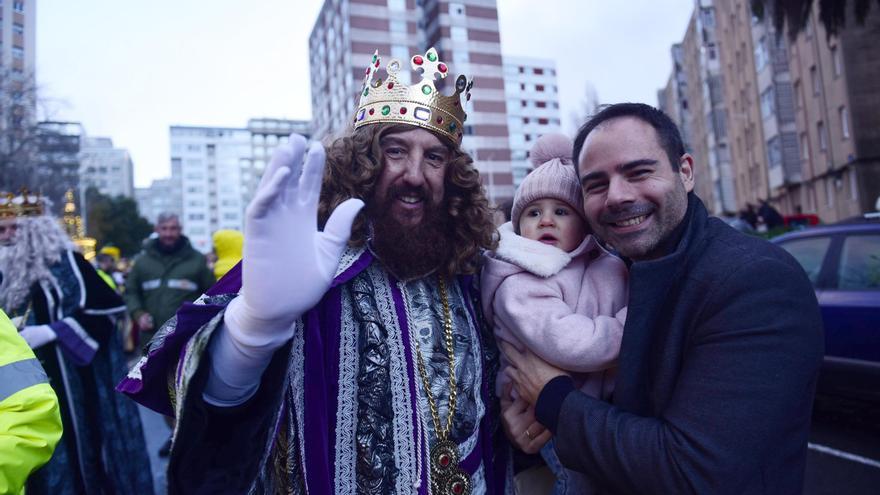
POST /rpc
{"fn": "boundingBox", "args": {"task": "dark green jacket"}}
[124,237,214,331]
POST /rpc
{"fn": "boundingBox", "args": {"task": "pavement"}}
[139,404,171,495]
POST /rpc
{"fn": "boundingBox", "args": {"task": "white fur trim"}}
[493,222,573,278]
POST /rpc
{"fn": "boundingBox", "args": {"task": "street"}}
[138,392,880,494]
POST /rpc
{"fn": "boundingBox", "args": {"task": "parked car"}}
[772,217,880,403]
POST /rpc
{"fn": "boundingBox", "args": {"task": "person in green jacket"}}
[124,213,215,350]
[0,309,62,495]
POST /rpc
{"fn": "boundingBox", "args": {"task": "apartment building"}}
[503,56,562,188]
[79,137,135,199]
[308,0,514,203]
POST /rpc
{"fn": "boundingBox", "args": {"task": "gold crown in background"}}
[0,189,45,219]
[353,47,474,143]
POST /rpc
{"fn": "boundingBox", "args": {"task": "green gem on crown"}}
[381,105,391,116]
[421,85,432,95]
[372,54,377,63]
[362,87,369,97]
[427,52,437,62]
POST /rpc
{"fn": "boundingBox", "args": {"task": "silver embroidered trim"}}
[451,281,485,460]
[290,318,308,493]
[335,246,366,279]
[333,290,359,493]
[369,265,418,494]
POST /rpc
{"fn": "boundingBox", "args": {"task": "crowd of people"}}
[1,46,823,495]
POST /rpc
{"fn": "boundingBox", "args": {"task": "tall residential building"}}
[79,137,135,198]
[163,119,310,252]
[0,0,36,72]
[35,121,84,213]
[135,177,181,226]
[243,118,311,204]
[784,4,880,221]
[503,56,562,188]
[309,0,514,204]
[661,0,879,222]
[170,126,252,252]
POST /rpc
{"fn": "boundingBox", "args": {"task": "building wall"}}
[308,0,514,204]
[35,121,84,213]
[244,118,311,204]
[170,126,251,252]
[79,137,135,198]
[502,56,562,188]
[0,0,35,74]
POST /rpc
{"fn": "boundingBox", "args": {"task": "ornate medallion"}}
[430,439,472,495]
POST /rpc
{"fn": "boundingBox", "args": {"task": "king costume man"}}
[119,48,511,494]
[0,192,153,495]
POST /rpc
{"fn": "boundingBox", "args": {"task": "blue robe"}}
[6,250,154,495]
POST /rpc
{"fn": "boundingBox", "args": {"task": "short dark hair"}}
[572,103,686,174]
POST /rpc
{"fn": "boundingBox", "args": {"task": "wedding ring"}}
[524,428,533,440]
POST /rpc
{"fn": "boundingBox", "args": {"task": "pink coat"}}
[481,222,628,399]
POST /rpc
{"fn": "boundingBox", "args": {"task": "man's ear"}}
[678,154,695,193]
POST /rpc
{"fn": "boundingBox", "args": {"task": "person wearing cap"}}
[119,48,510,494]
[0,309,62,495]
[0,192,154,494]
[481,134,627,494]
[211,229,244,280]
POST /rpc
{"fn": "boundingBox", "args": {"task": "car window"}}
[778,236,832,285]
[837,234,880,290]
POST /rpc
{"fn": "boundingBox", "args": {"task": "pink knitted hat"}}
[511,133,585,233]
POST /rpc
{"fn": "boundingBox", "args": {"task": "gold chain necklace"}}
[414,276,471,495]
[12,301,33,331]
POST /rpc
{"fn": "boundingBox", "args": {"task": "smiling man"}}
[502,103,825,494]
[120,48,509,494]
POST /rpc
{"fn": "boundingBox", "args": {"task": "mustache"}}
[599,203,654,224]
[388,184,427,200]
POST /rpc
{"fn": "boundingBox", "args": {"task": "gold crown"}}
[353,47,473,144]
[0,189,45,219]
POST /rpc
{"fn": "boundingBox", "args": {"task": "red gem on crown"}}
[413,55,424,65]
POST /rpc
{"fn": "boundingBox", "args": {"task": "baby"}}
[481,133,628,494]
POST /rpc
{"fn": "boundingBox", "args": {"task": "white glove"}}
[206,134,364,406]
[19,325,57,349]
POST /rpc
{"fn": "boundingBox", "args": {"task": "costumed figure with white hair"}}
[0,191,154,495]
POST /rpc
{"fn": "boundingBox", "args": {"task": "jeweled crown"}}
[353,47,473,144]
[0,189,45,219]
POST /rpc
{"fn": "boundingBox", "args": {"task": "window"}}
[389,0,406,11]
[849,169,859,201]
[831,46,842,77]
[448,2,465,16]
[778,236,831,285]
[533,68,544,75]
[754,36,768,71]
[12,23,23,35]
[11,46,23,59]
[766,136,782,168]
[538,118,549,125]
[825,177,834,206]
[390,20,406,33]
[13,1,23,13]
[837,235,880,290]
[522,117,529,124]
[536,101,547,108]
[801,132,810,162]
[839,106,850,139]
[535,84,545,92]
[518,66,524,74]
[810,66,820,96]
[519,83,525,90]
[760,86,775,119]
[817,121,827,151]
[793,81,801,109]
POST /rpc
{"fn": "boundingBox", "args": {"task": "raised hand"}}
[225,134,364,340]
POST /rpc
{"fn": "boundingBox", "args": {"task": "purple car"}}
[772,216,880,403]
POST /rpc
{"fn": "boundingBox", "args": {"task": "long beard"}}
[368,190,453,281]
[0,218,67,312]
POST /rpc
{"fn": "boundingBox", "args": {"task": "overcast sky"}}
[36,0,694,187]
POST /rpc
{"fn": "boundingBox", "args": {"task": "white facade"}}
[503,56,562,188]
[170,126,251,253]
[79,137,135,198]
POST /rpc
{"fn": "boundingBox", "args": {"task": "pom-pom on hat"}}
[510,133,585,234]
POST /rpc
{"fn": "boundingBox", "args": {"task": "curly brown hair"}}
[318,123,497,276]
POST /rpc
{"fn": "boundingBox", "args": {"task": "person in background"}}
[0,309,63,495]
[0,191,153,494]
[94,252,119,292]
[124,212,214,350]
[212,228,244,280]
